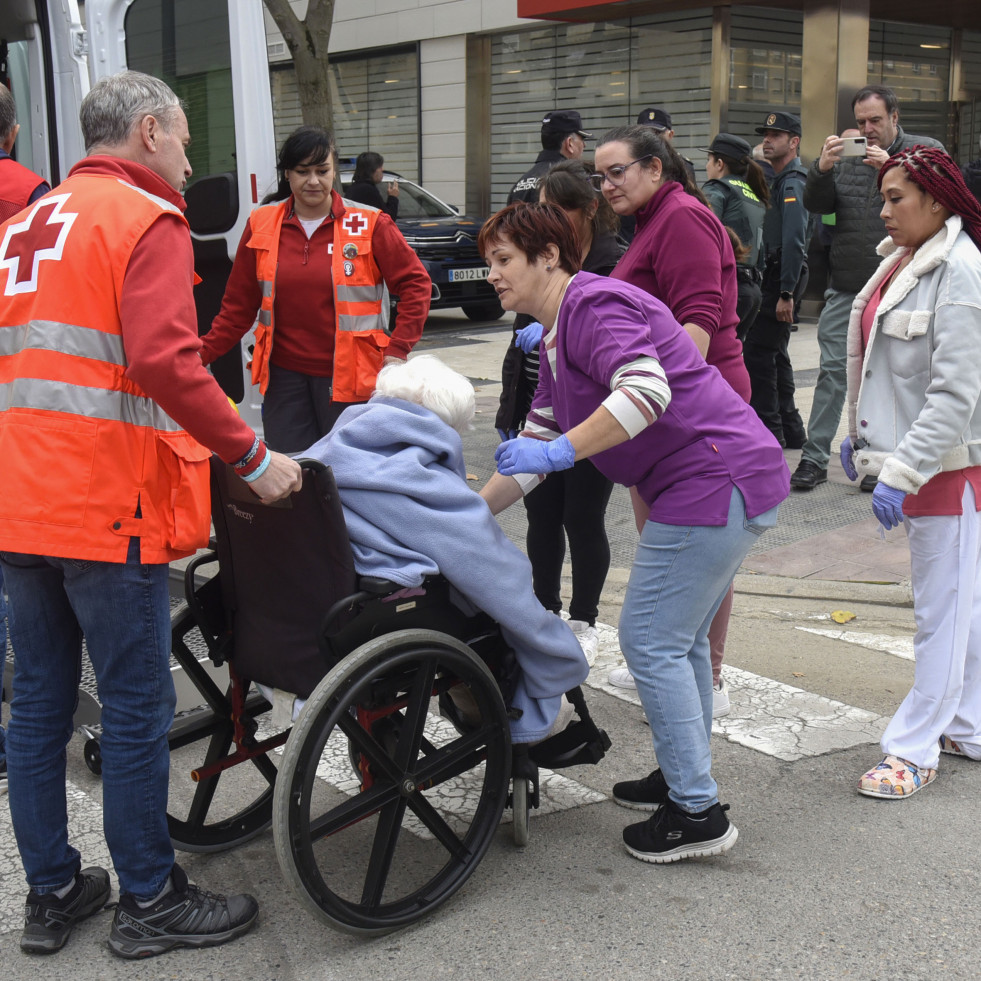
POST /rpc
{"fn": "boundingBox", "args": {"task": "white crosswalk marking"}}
[796,627,915,661]
[587,621,889,761]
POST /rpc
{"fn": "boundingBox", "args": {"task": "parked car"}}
[339,169,503,323]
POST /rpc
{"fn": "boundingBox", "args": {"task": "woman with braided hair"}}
[839,146,981,798]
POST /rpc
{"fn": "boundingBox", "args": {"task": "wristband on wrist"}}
[239,450,271,483]
[234,439,268,479]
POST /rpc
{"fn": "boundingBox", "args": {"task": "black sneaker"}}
[107,863,258,959]
[0,757,7,795]
[612,768,669,811]
[623,799,738,863]
[21,866,111,953]
[790,460,827,490]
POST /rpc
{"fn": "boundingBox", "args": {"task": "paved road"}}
[1,312,978,980]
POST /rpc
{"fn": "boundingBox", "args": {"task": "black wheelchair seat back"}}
[210,456,357,699]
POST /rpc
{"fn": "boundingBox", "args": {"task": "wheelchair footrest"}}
[529,719,611,770]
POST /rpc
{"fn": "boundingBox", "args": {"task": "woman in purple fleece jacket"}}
[478,204,789,865]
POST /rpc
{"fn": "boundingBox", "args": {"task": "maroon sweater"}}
[201,190,429,376]
[611,181,750,402]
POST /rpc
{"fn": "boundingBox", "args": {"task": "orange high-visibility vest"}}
[246,198,390,401]
[0,173,211,564]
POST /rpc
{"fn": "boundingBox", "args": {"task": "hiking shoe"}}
[21,866,111,954]
[713,677,731,719]
[939,735,975,758]
[858,755,936,799]
[607,666,636,690]
[613,768,669,811]
[568,620,599,667]
[623,799,737,864]
[107,864,258,959]
[790,460,827,490]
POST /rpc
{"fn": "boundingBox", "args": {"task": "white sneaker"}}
[568,620,599,667]
[608,666,637,690]
[712,677,731,719]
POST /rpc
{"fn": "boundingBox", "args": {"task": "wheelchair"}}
[165,457,611,936]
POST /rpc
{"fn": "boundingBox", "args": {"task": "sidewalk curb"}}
[733,570,913,607]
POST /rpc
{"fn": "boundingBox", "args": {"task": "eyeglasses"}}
[589,155,653,190]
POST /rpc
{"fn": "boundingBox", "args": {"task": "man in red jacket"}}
[0,70,302,959]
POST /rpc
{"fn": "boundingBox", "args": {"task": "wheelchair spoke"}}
[393,660,437,771]
[360,797,410,908]
[184,727,234,828]
[306,780,401,841]
[404,792,470,862]
[413,726,495,787]
[338,709,402,785]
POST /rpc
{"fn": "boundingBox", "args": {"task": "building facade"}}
[266,0,981,216]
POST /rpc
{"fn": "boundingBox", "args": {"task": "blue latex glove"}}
[496,428,518,442]
[495,434,576,476]
[515,322,544,354]
[839,436,858,481]
[871,481,907,530]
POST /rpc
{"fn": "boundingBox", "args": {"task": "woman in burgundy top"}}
[592,126,750,711]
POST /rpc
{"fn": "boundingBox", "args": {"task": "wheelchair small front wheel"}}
[273,628,511,936]
[511,777,531,847]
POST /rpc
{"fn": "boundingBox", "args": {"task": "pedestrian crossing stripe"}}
[586,621,887,762]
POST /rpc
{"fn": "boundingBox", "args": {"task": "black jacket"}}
[507,150,567,205]
[963,158,981,204]
[496,229,623,431]
[345,180,398,220]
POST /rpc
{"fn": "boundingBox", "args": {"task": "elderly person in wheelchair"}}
[304,354,589,744]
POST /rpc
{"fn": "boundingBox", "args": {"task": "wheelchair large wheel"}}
[273,628,511,936]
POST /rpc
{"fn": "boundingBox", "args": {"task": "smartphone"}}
[839,136,867,157]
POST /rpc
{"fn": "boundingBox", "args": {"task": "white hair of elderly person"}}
[372,354,475,434]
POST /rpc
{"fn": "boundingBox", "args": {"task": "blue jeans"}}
[618,488,778,812]
[0,538,176,898]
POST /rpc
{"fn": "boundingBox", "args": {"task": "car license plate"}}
[448,267,489,282]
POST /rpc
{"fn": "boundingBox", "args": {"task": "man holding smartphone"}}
[791,85,942,490]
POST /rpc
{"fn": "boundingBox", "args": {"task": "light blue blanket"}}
[304,397,589,742]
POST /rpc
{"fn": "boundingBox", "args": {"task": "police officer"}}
[743,111,809,448]
[701,132,768,341]
[636,107,697,183]
[507,110,591,205]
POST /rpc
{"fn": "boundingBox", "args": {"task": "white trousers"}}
[881,483,981,769]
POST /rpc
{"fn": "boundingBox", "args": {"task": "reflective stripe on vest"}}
[0,376,183,430]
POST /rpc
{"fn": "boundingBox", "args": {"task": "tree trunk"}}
[262,0,336,134]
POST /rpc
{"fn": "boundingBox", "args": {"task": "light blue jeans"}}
[619,488,778,812]
[801,288,856,469]
[0,538,176,899]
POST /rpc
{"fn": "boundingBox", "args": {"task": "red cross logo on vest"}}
[342,212,368,236]
[0,193,78,296]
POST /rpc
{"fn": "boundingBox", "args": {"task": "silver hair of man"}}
[0,85,16,142]
[373,355,475,434]
[79,70,185,154]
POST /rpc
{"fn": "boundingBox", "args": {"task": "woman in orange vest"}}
[200,126,431,452]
